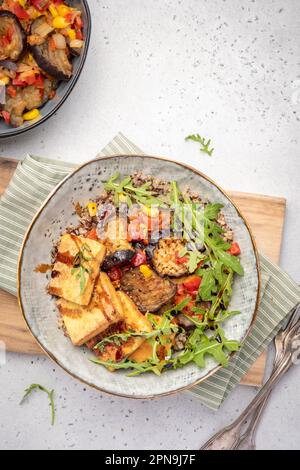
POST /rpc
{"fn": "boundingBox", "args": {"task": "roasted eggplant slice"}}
[3,78,56,127]
[120,267,177,313]
[102,249,135,271]
[0,11,26,62]
[152,238,189,277]
[30,17,72,80]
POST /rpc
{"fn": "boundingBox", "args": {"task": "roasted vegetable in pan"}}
[30,17,72,81]
[0,0,85,127]
[0,11,26,62]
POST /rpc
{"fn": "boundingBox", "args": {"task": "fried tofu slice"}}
[57,273,123,346]
[129,315,175,363]
[48,234,106,306]
[96,291,152,362]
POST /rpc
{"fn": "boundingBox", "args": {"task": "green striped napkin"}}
[0,132,299,410]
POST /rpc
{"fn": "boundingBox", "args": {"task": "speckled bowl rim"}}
[18,154,261,399]
[0,0,91,139]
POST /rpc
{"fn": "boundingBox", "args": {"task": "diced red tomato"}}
[175,251,188,264]
[183,276,202,293]
[12,4,30,20]
[33,74,44,89]
[86,228,98,240]
[228,242,241,256]
[107,267,122,282]
[177,283,185,295]
[2,111,10,125]
[7,86,17,98]
[131,250,147,267]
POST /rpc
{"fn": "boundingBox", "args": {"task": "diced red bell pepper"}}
[12,79,27,87]
[7,86,17,98]
[30,0,50,12]
[75,29,83,41]
[86,228,98,240]
[107,267,122,282]
[131,250,147,267]
[228,242,241,256]
[75,15,83,29]
[12,4,30,20]
[2,111,10,125]
[183,276,202,293]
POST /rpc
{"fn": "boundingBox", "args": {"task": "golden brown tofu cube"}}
[96,291,152,362]
[48,234,106,306]
[57,273,123,346]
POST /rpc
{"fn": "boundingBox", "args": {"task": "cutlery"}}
[200,304,300,450]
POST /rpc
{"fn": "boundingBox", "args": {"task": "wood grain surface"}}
[0,158,286,386]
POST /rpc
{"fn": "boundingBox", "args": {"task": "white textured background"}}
[0,0,299,450]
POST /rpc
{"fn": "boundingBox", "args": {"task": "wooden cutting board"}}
[0,158,286,386]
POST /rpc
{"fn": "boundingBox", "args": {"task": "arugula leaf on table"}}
[185,134,214,156]
[20,384,55,426]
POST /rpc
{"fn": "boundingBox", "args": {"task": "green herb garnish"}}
[71,243,93,294]
[20,384,55,425]
[185,133,214,156]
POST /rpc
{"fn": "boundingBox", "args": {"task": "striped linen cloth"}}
[0,132,299,410]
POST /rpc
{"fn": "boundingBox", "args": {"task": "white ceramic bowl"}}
[18,155,260,398]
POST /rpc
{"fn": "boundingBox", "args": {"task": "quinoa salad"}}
[45,172,244,377]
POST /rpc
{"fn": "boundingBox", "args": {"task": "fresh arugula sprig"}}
[104,173,165,207]
[177,327,240,368]
[71,243,93,294]
[185,133,214,156]
[20,384,55,426]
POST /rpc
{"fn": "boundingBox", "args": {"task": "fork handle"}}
[201,354,293,450]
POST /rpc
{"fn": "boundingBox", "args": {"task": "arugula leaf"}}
[204,203,224,221]
[199,270,217,300]
[20,384,55,425]
[206,237,244,276]
[105,174,165,207]
[185,134,214,156]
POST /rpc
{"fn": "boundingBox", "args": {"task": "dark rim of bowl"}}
[0,0,91,139]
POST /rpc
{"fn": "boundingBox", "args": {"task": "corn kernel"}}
[142,205,159,217]
[87,202,97,217]
[23,109,40,121]
[139,265,153,278]
[119,193,127,203]
[49,4,58,17]
[0,77,10,85]
[52,16,69,29]
[67,28,76,41]
[18,0,27,7]
[57,4,70,16]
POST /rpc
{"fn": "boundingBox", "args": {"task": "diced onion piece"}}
[52,33,67,50]
[69,39,84,49]
[34,21,54,37]
[23,109,40,121]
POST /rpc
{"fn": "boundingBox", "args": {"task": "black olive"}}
[102,249,135,271]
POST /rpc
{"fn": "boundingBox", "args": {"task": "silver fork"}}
[200,304,300,450]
